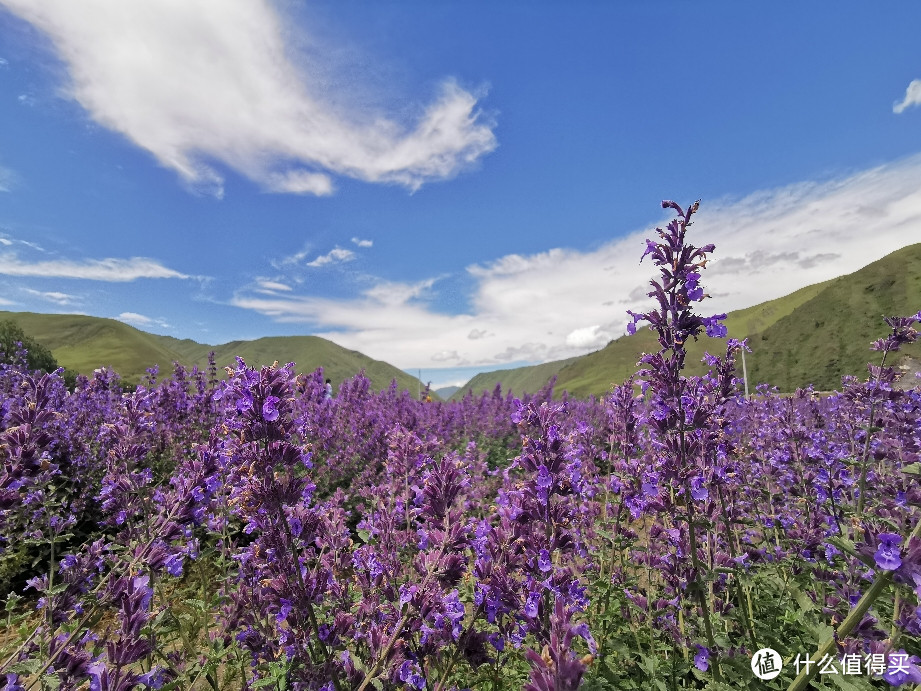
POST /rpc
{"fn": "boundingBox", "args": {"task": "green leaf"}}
[10,657,42,675]
[827,671,873,690]
[4,591,22,612]
[790,584,815,613]
[902,462,921,476]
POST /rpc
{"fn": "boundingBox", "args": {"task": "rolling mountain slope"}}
[0,311,424,392]
[454,243,921,398]
[451,356,581,400]
[0,312,189,382]
[744,243,921,391]
[554,277,838,398]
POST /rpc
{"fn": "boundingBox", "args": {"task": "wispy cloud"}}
[118,312,170,329]
[306,248,355,268]
[230,154,921,370]
[0,254,190,281]
[2,1,497,198]
[894,79,921,114]
[271,246,312,270]
[255,280,292,294]
[23,288,78,305]
[0,163,16,192]
[351,237,373,248]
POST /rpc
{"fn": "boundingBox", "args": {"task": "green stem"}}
[787,515,921,691]
[685,484,720,682]
[278,511,341,691]
[856,350,888,518]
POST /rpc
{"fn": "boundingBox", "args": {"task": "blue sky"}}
[1,2,921,388]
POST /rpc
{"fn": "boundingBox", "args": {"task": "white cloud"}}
[230,154,921,370]
[0,296,15,306]
[0,254,190,281]
[23,288,78,305]
[364,278,435,306]
[0,164,16,192]
[0,238,12,246]
[2,1,497,197]
[118,311,170,329]
[894,79,921,114]
[351,237,373,248]
[565,325,611,349]
[271,246,312,270]
[306,248,355,268]
[255,280,292,293]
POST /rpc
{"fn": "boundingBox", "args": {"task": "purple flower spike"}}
[538,549,553,573]
[875,532,903,571]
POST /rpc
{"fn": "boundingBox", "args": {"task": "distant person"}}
[325,378,333,400]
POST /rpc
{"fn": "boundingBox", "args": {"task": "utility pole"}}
[740,347,750,399]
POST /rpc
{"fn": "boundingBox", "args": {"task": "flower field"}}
[1,202,920,690]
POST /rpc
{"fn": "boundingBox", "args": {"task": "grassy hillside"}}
[553,278,836,398]
[745,244,921,391]
[0,311,424,392]
[198,336,423,394]
[6,244,920,398]
[453,243,921,398]
[452,356,581,400]
[1,312,188,382]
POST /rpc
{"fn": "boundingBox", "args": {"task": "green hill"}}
[744,243,921,391]
[451,356,581,400]
[455,243,921,398]
[0,311,424,392]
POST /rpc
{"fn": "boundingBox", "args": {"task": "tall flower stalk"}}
[626,200,736,680]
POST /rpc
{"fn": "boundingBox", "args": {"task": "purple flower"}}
[398,661,426,690]
[537,549,553,573]
[686,273,704,301]
[690,476,708,501]
[536,465,553,490]
[164,553,184,577]
[702,314,728,338]
[277,598,293,623]
[262,395,280,421]
[138,668,165,689]
[525,591,540,618]
[883,651,921,686]
[399,583,418,608]
[236,388,253,412]
[694,645,710,671]
[875,533,903,571]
